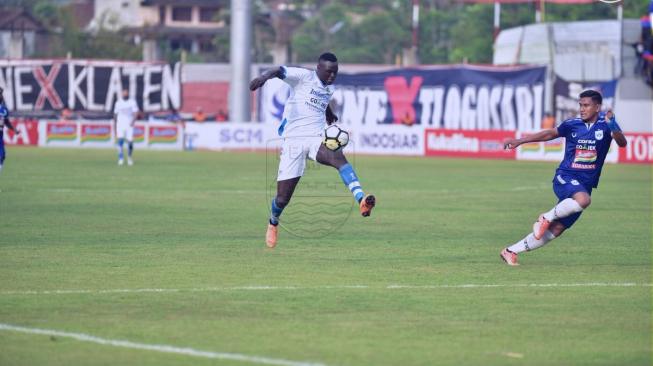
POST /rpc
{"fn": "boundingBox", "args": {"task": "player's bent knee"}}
[275,196,291,208]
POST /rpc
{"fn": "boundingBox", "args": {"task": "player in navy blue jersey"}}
[0,87,20,176]
[500,90,627,266]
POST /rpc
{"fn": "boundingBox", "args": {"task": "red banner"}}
[2,119,39,146]
[619,133,653,164]
[425,129,516,159]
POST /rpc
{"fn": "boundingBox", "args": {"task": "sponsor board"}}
[35,120,182,150]
[424,129,516,159]
[353,124,424,156]
[80,123,112,147]
[2,119,39,146]
[184,122,276,150]
[619,133,653,164]
[40,121,79,146]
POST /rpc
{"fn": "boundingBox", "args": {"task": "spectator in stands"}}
[638,2,653,85]
[216,109,228,122]
[541,112,555,129]
[60,106,75,120]
[193,107,207,122]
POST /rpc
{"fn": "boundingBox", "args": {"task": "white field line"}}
[0,323,327,366]
[1,283,650,296]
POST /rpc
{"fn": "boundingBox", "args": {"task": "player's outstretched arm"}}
[604,110,627,147]
[504,129,559,150]
[249,67,284,91]
[4,116,18,134]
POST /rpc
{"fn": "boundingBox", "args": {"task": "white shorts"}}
[277,136,323,181]
[116,123,134,141]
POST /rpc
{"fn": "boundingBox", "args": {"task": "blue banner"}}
[260,65,546,131]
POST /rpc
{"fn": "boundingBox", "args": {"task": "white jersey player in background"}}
[113,89,139,166]
[249,52,376,248]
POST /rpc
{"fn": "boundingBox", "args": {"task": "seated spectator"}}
[541,112,555,129]
[193,107,207,122]
[216,109,228,122]
[60,107,75,120]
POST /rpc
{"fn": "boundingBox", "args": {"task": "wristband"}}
[607,115,622,132]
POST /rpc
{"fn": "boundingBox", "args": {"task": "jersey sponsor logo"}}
[595,130,603,140]
[572,148,597,169]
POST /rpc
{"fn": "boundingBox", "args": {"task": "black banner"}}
[0,60,181,113]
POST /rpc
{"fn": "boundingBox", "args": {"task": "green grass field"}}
[0,147,651,366]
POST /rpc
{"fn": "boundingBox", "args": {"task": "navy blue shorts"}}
[0,131,5,164]
[552,173,593,229]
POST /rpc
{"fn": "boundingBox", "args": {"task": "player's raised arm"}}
[504,128,559,150]
[604,110,627,147]
[249,67,284,91]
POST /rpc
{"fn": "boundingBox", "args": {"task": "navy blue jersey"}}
[555,117,613,188]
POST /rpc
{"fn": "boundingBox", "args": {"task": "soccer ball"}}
[323,124,349,151]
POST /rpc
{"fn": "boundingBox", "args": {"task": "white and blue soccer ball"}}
[323,124,349,151]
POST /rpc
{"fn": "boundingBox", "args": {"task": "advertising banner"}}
[184,122,276,151]
[259,65,546,132]
[36,120,182,150]
[352,124,424,156]
[619,133,653,164]
[0,60,181,113]
[424,129,516,159]
[40,121,79,146]
[2,118,39,146]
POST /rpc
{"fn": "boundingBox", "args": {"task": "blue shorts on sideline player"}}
[552,173,593,229]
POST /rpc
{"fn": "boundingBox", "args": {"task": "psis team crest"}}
[595,130,604,140]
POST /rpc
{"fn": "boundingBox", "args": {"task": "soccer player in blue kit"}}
[500,90,628,266]
[0,87,20,176]
[249,52,376,248]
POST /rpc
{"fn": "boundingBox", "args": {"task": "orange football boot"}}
[359,194,376,217]
[500,248,519,266]
[266,223,278,248]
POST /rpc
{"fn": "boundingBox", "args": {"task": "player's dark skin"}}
[250,59,349,210]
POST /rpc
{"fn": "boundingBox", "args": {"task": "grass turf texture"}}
[0,147,650,366]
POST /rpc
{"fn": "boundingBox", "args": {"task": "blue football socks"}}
[339,163,365,203]
[270,198,283,225]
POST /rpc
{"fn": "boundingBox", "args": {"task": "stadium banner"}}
[259,65,546,132]
[515,131,619,164]
[553,76,617,122]
[424,129,516,159]
[0,60,181,113]
[619,133,653,164]
[183,122,277,150]
[37,120,182,150]
[2,118,39,146]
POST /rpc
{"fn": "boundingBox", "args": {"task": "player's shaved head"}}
[317,52,338,85]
